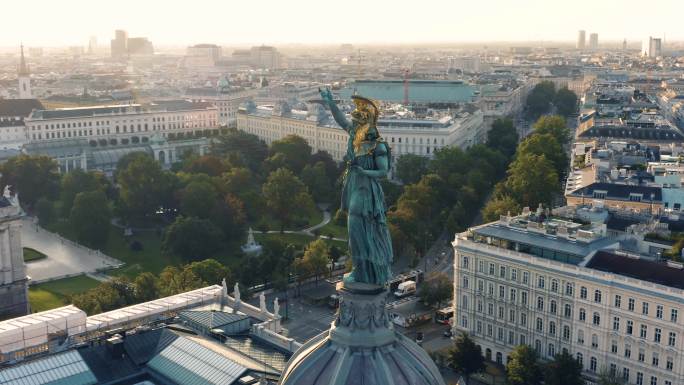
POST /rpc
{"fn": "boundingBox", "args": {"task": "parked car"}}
[415,331,424,345]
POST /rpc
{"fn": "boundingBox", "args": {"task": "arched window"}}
[579,308,586,321]
[590,357,597,372]
[537,296,544,311]
[550,300,557,314]
[549,321,556,336]
[564,304,572,318]
[548,343,555,357]
[578,329,585,344]
[551,279,558,292]
[536,318,543,332]
[592,334,599,349]
[563,325,570,341]
[593,312,601,326]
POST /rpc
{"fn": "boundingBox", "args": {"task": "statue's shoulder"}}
[374,138,389,156]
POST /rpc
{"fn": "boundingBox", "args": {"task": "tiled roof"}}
[567,182,662,202]
[587,250,684,290]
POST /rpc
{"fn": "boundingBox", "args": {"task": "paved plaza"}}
[21,218,122,283]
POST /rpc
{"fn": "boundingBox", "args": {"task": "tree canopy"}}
[70,191,111,249]
[448,333,485,381]
[544,351,584,385]
[262,168,315,232]
[0,154,60,208]
[506,345,543,385]
[554,87,579,117]
[395,154,430,185]
[162,216,224,261]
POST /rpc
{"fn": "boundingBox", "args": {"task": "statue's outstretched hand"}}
[319,87,334,105]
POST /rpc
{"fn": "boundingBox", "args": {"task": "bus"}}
[435,306,454,325]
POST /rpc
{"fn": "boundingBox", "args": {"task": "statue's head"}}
[351,95,380,152]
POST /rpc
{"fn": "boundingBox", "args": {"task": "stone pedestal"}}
[278,278,446,385]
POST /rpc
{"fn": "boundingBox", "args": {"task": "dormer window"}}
[629,193,643,202]
[593,190,607,199]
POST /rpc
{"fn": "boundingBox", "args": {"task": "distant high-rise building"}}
[648,37,662,58]
[186,44,222,65]
[88,35,97,55]
[110,29,127,57]
[250,45,280,69]
[589,33,598,50]
[127,37,153,56]
[17,45,31,99]
[623,39,627,51]
[577,30,586,50]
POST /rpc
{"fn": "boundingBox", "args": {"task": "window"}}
[499,285,505,299]
[651,377,657,385]
[623,368,630,382]
[478,280,484,293]
[535,339,542,352]
[594,290,602,303]
[463,276,469,289]
[655,328,662,343]
[563,325,570,341]
[590,357,597,372]
[550,300,557,314]
[625,344,631,358]
[610,363,617,376]
[576,352,583,366]
[592,334,599,349]
[640,324,648,339]
[636,373,643,385]
[548,343,555,357]
[564,304,572,318]
[510,289,517,303]
[520,313,527,326]
[579,308,586,322]
[508,331,515,344]
[487,324,493,336]
[522,272,529,284]
[476,321,482,334]
[580,286,587,299]
[520,334,526,345]
[536,296,544,311]
[653,353,659,367]
[509,309,515,323]
[462,296,469,310]
[478,260,485,272]
[657,305,663,319]
[565,283,573,296]
[639,350,645,362]
[578,329,585,344]
[551,279,558,293]
[488,283,494,297]
[549,321,556,336]
[499,266,506,278]
[611,340,618,353]
[477,300,483,313]
[488,303,494,315]
[613,317,620,331]
[593,312,601,326]
[614,295,622,308]
[498,306,504,319]
[489,263,495,275]
[643,302,649,315]
[511,269,517,281]
[666,357,673,371]
[671,309,678,323]
[521,292,528,305]
[668,332,676,347]
[498,327,503,341]
[629,298,635,311]
[627,320,633,334]
[536,318,543,332]
[538,276,545,289]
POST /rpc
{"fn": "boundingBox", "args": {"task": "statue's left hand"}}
[319,87,334,105]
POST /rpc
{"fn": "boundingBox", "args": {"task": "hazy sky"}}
[2,0,682,47]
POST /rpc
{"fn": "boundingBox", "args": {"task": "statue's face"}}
[351,100,371,125]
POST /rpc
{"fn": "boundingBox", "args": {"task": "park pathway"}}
[265,208,346,242]
[21,218,123,283]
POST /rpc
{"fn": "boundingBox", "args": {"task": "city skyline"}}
[1,0,683,47]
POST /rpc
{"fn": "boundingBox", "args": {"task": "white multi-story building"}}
[454,210,684,385]
[0,99,44,150]
[237,102,485,165]
[185,82,253,128]
[24,100,218,146]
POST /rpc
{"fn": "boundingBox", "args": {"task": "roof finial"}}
[18,43,29,76]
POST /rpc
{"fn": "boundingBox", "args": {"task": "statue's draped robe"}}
[342,137,393,285]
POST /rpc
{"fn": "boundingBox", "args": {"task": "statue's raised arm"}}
[319,87,352,132]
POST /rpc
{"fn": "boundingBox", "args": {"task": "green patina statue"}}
[319,88,393,286]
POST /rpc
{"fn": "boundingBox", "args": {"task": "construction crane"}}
[402,68,412,106]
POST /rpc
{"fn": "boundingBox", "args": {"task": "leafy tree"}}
[505,153,558,208]
[133,272,159,302]
[309,150,341,183]
[301,161,334,203]
[35,197,55,227]
[526,81,556,118]
[117,153,177,221]
[533,115,569,146]
[182,155,230,176]
[544,351,584,385]
[180,180,218,219]
[448,333,485,383]
[554,87,579,117]
[379,179,403,208]
[187,259,232,285]
[157,265,204,296]
[329,245,342,264]
[481,195,521,222]
[0,154,60,208]
[60,169,111,216]
[210,194,247,242]
[162,216,224,261]
[506,345,543,385]
[221,167,263,221]
[418,272,452,307]
[211,128,268,171]
[517,133,568,180]
[396,154,430,184]
[268,134,312,174]
[487,118,519,158]
[70,191,111,249]
[597,368,625,385]
[302,239,330,285]
[262,168,315,232]
[71,276,135,315]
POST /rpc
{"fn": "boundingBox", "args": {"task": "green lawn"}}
[23,247,47,263]
[318,221,348,239]
[29,274,101,312]
[254,232,347,253]
[254,209,325,232]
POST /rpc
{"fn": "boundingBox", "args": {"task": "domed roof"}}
[279,284,445,385]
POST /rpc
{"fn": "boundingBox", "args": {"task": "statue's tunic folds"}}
[342,139,393,285]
